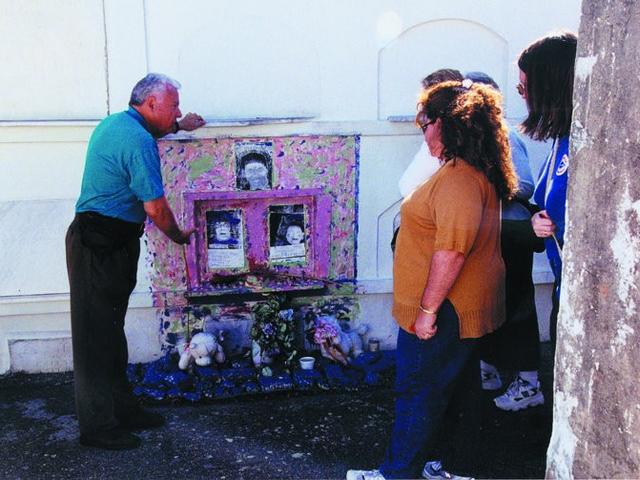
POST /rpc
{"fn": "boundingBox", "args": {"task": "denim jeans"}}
[379,300,479,479]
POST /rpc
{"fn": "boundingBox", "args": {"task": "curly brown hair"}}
[416,81,518,200]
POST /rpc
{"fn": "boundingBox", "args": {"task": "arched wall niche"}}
[378,19,509,120]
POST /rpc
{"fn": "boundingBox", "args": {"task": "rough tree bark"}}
[546,1,640,478]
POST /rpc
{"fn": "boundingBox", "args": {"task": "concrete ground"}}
[0,344,553,480]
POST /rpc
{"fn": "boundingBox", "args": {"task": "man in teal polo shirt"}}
[66,73,205,450]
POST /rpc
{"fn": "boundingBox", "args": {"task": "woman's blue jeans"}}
[379,300,479,479]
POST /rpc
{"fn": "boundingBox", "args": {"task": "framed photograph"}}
[205,209,245,269]
[235,141,273,191]
[268,204,306,263]
[182,189,331,290]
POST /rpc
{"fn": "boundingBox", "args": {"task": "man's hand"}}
[177,113,206,132]
[176,227,197,245]
[415,249,464,341]
[144,196,195,245]
[532,210,556,238]
[415,310,438,340]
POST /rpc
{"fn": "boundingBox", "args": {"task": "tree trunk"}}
[546,1,640,478]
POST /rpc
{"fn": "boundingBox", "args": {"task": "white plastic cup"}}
[299,356,316,370]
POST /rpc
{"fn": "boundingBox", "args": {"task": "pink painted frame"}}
[183,189,332,290]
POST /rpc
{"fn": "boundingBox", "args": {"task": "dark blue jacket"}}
[533,136,569,290]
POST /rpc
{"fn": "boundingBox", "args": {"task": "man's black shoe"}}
[118,409,165,430]
[79,427,141,450]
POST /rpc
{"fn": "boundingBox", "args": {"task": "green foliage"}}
[250,294,297,367]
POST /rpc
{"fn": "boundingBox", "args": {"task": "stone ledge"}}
[7,332,72,373]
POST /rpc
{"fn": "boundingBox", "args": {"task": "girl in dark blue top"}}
[533,135,569,284]
[518,32,577,343]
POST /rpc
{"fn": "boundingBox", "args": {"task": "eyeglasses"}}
[516,82,526,97]
[419,119,436,133]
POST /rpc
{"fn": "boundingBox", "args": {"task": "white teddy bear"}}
[178,332,226,370]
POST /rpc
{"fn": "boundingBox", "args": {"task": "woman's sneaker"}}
[480,369,502,390]
[422,460,474,479]
[493,376,544,411]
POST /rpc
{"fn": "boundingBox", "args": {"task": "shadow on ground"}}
[0,344,554,479]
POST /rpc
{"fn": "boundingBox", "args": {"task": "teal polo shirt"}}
[76,107,165,223]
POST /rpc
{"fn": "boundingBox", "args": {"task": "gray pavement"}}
[0,344,553,479]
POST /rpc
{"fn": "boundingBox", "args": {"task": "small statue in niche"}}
[177,332,226,370]
[312,315,368,366]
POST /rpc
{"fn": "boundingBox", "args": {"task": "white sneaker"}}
[493,376,544,411]
[346,469,385,480]
[422,460,474,479]
[480,369,502,390]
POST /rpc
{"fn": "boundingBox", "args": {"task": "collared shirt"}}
[76,107,164,223]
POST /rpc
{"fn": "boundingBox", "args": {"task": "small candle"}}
[368,338,380,352]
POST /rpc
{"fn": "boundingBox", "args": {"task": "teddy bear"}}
[177,332,226,370]
[313,315,368,365]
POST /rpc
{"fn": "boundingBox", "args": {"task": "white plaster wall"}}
[0,0,580,373]
[0,0,108,120]
[0,0,582,123]
[103,0,148,113]
[0,200,75,296]
[0,304,161,373]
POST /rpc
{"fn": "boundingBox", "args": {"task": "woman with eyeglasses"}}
[348,80,518,480]
[517,32,577,345]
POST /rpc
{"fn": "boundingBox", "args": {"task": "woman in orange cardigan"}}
[348,81,518,480]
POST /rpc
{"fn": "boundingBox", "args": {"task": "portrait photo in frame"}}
[235,141,274,191]
[205,209,245,269]
[268,204,306,263]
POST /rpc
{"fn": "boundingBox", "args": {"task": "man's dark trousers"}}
[65,214,142,435]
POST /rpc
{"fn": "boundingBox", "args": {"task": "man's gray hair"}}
[129,73,181,106]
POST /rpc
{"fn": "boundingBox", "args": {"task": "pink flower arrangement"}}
[313,319,340,345]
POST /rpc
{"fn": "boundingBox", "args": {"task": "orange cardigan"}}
[393,159,505,339]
